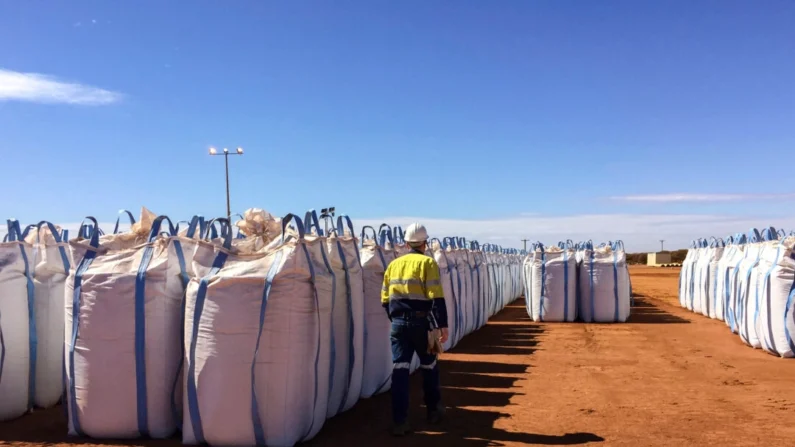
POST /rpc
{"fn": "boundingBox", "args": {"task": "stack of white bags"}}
[679,227,795,358]
[522,240,632,323]
[0,207,525,446]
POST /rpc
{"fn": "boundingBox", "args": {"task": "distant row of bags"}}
[522,241,632,323]
[679,227,795,358]
[0,207,525,447]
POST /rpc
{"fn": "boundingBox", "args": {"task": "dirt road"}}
[2,266,793,446]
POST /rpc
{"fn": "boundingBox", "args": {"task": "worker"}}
[381,222,449,436]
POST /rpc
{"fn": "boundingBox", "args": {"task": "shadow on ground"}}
[0,299,603,447]
[307,299,604,447]
[628,296,691,324]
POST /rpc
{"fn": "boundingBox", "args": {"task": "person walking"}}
[381,222,449,436]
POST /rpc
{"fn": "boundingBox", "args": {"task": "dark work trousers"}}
[390,315,441,425]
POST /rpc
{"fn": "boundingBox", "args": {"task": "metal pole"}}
[521,239,529,251]
[224,152,231,220]
[660,240,665,251]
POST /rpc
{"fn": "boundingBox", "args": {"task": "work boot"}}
[390,421,412,437]
[427,404,446,424]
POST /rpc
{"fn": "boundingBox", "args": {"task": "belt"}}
[393,311,428,320]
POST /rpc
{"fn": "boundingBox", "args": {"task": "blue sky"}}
[1,1,794,250]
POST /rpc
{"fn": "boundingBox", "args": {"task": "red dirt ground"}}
[2,266,794,446]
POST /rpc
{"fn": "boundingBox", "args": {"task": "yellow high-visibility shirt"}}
[381,253,444,304]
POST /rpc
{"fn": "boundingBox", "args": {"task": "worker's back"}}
[382,251,444,315]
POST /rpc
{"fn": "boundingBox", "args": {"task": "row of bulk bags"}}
[523,240,631,323]
[1,220,71,421]
[482,244,523,318]
[679,228,795,358]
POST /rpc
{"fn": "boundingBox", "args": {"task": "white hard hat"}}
[404,222,429,243]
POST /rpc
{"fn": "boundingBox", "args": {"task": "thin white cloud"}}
[73,21,82,27]
[0,68,123,105]
[2,214,792,253]
[610,193,795,202]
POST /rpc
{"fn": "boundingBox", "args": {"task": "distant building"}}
[647,252,672,266]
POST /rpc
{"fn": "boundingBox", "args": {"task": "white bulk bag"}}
[703,238,726,319]
[302,211,349,420]
[444,240,467,344]
[688,243,709,314]
[483,247,499,317]
[430,239,459,351]
[736,230,768,348]
[528,243,577,322]
[22,221,72,409]
[679,242,700,309]
[470,244,487,330]
[694,239,725,319]
[578,242,631,323]
[65,211,190,438]
[359,226,394,398]
[727,240,753,333]
[755,234,795,358]
[714,235,745,322]
[322,214,365,415]
[692,244,711,315]
[0,219,34,422]
[452,241,473,336]
[183,215,333,447]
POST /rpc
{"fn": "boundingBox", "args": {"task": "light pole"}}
[521,239,529,251]
[209,146,243,219]
[660,240,665,252]
[320,207,336,235]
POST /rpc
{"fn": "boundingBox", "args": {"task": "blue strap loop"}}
[25,221,71,273]
[445,237,456,249]
[392,226,405,244]
[359,226,378,247]
[182,216,205,239]
[202,218,233,250]
[113,210,137,234]
[304,210,323,236]
[336,215,355,237]
[762,227,778,241]
[748,228,762,243]
[281,214,306,242]
[378,224,394,248]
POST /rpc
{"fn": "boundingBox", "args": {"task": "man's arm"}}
[381,265,392,321]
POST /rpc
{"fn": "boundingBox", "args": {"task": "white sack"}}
[528,244,577,322]
[578,244,631,323]
[0,220,34,422]
[183,215,332,447]
[755,236,795,358]
[359,227,393,398]
[65,210,189,439]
